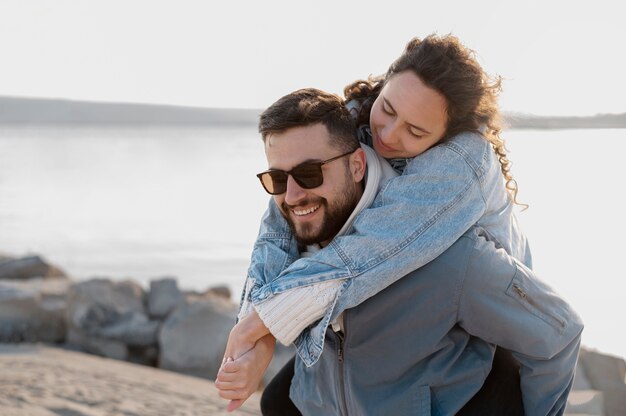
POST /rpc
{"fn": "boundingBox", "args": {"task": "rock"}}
[148,277,183,319]
[65,278,159,355]
[573,360,593,390]
[183,286,231,302]
[128,345,159,367]
[158,295,237,379]
[98,312,160,347]
[579,348,626,390]
[0,255,67,280]
[601,386,626,416]
[565,390,604,415]
[207,285,231,300]
[66,278,146,335]
[0,278,69,342]
[574,348,626,416]
[67,327,128,360]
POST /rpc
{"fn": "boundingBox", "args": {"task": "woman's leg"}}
[260,357,302,416]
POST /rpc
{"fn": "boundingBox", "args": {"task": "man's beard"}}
[282,183,360,247]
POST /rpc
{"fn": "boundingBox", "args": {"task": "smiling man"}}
[217,89,582,416]
[261,122,364,248]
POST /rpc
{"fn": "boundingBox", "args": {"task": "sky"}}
[0,0,624,116]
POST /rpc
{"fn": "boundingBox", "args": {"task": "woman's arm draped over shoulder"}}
[247,133,491,318]
[246,198,300,287]
[238,197,299,318]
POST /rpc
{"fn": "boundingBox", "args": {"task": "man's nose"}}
[284,175,307,205]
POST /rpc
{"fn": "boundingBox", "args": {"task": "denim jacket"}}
[290,228,582,416]
[244,130,533,366]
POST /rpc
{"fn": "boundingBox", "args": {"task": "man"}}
[216,89,582,415]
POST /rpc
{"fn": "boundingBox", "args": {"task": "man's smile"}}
[292,204,321,217]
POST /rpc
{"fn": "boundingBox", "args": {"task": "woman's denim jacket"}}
[243,130,533,367]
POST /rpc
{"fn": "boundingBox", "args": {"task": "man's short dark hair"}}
[259,88,359,153]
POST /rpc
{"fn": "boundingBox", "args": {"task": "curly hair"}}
[344,34,525,207]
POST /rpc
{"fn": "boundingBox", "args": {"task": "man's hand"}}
[216,334,276,412]
[222,309,271,361]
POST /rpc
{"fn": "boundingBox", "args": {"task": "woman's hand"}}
[216,334,276,412]
[222,309,271,361]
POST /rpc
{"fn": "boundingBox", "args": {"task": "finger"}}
[217,358,225,376]
[216,370,235,382]
[215,377,246,391]
[215,378,235,390]
[221,360,241,373]
[216,376,246,389]
[219,388,249,401]
[227,399,245,412]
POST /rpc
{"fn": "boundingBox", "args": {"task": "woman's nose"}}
[380,122,399,145]
[284,175,307,206]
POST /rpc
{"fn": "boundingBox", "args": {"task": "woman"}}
[219,33,531,413]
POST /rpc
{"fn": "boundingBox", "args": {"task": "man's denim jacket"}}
[243,131,533,366]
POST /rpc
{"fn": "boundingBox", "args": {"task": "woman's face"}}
[369,71,448,159]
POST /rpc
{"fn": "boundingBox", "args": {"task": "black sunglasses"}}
[257,149,356,195]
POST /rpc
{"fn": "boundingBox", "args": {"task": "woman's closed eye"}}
[382,100,394,116]
[408,126,424,138]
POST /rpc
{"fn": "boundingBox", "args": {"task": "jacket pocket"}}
[505,266,567,334]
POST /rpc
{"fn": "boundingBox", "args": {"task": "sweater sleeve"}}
[254,279,344,346]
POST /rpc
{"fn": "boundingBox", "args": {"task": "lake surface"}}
[1,125,625,358]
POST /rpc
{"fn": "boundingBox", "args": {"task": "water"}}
[1,125,625,359]
[0,126,271,296]
[503,128,626,360]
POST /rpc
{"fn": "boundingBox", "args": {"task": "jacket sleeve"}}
[238,198,299,314]
[250,136,488,311]
[458,232,583,416]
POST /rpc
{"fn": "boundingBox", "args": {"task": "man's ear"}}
[350,148,367,182]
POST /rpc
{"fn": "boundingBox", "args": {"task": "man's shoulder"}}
[429,227,499,271]
[460,226,518,284]
[410,229,480,279]
[436,228,480,258]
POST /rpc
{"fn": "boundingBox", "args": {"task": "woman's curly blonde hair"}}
[345,34,526,208]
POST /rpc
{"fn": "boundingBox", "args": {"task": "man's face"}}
[264,123,365,247]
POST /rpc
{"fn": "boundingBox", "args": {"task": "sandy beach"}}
[0,343,261,416]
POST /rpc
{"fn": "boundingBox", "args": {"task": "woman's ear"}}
[350,147,367,183]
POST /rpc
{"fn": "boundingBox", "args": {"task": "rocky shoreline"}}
[1,253,624,415]
[0,253,294,387]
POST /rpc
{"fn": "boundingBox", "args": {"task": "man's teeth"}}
[293,205,320,216]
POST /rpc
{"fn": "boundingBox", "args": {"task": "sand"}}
[0,343,261,416]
